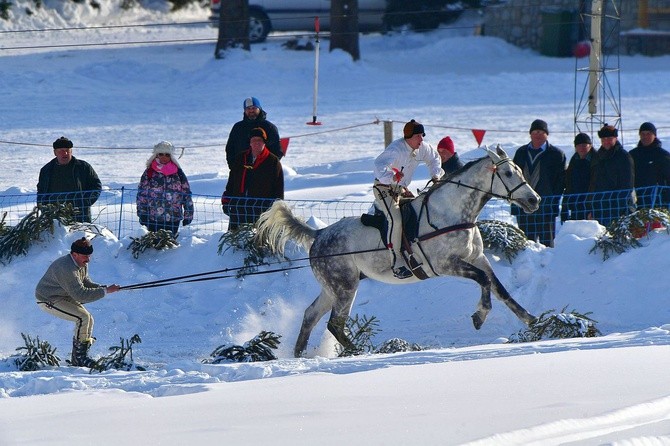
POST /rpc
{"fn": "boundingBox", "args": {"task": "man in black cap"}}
[225,97,283,169]
[35,237,120,367]
[589,124,636,226]
[563,132,595,221]
[37,136,102,223]
[629,122,670,208]
[511,119,566,247]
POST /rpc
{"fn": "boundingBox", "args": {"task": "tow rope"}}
[118,246,388,291]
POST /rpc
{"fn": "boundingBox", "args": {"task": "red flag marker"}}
[472,129,486,146]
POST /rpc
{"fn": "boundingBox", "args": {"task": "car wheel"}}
[249,10,270,43]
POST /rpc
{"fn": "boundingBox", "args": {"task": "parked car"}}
[209,0,387,43]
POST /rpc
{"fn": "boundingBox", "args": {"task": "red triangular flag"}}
[280,137,290,155]
[472,129,486,146]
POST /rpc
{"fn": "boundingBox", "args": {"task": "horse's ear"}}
[486,145,501,163]
[495,144,509,159]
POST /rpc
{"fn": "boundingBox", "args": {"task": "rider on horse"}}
[373,119,443,279]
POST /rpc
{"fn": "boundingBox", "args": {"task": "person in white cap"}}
[136,141,194,236]
[225,96,283,168]
[373,119,443,279]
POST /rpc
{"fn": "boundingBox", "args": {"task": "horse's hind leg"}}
[294,289,334,357]
[325,289,358,352]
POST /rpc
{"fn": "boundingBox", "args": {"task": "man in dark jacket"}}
[563,132,595,221]
[511,119,566,247]
[629,122,670,208]
[37,136,102,223]
[222,127,284,230]
[589,124,636,227]
[225,97,283,169]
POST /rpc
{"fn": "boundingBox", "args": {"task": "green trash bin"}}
[540,8,578,57]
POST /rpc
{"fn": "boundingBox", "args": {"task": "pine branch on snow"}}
[337,314,381,357]
[591,208,670,260]
[205,331,282,363]
[218,224,280,278]
[12,333,61,371]
[0,203,76,265]
[477,219,529,262]
[375,338,422,354]
[128,229,179,259]
[507,306,601,343]
[89,334,145,373]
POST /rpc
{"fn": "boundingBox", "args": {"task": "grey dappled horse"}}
[255,145,541,357]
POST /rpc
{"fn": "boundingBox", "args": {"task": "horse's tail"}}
[255,200,317,256]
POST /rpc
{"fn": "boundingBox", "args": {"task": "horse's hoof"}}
[471,313,484,330]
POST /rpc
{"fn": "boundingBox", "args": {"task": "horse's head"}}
[485,145,540,213]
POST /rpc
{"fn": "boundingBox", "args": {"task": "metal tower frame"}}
[574,0,623,144]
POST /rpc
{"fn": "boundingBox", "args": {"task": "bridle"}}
[436,157,528,202]
[418,155,528,232]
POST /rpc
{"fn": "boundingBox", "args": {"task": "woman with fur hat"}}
[629,122,670,208]
[588,124,636,226]
[136,141,194,236]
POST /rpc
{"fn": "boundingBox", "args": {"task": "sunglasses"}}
[157,153,171,157]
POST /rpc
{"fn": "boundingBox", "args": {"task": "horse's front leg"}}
[447,257,493,329]
[471,255,536,326]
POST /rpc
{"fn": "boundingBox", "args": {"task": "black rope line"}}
[119,246,388,291]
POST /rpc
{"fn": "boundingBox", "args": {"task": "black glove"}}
[182,218,192,226]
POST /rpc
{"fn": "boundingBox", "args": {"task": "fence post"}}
[383,120,393,147]
[117,186,125,239]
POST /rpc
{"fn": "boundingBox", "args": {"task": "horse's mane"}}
[425,156,488,194]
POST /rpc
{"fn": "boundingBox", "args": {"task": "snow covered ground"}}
[1,2,670,445]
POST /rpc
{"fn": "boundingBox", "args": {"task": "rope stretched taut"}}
[119,246,389,291]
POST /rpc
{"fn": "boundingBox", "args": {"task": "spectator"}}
[222,127,284,230]
[589,124,636,227]
[373,119,443,279]
[563,132,595,221]
[37,136,102,223]
[437,136,464,176]
[225,97,283,168]
[511,119,566,247]
[629,122,670,209]
[35,237,121,368]
[136,141,194,236]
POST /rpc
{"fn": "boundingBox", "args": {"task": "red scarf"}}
[239,147,270,194]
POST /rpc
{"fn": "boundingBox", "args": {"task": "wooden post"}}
[639,0,649,29]
[383,121,393,148]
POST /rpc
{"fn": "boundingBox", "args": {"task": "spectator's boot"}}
[70,338,96,368]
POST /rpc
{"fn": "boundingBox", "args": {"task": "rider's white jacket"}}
[374,138,443,187]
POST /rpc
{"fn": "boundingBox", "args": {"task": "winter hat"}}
[249,127,267,142]
[573,132,592,146]
[403,119,425,139]
[243,97,261,109]
[53,136,73,150]
[597,124,618,138]
[639,122,657,135]
[147,141,180,168]
[71,237,93,255]
[437,136,455,154]
[529,119,549,135]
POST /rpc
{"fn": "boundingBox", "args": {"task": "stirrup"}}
[393,266,413,279]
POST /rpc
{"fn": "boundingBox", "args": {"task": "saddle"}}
[360,200,431,280]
